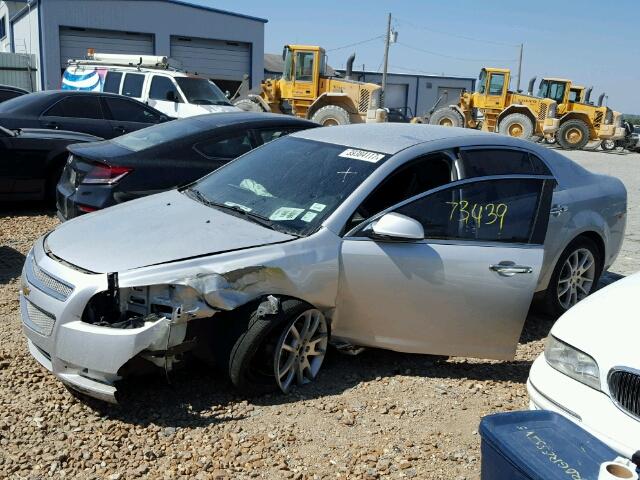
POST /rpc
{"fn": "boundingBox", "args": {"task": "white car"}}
[62,53,240,118]
[528,272,640,458]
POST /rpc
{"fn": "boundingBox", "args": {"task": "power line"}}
[395,17,519,48]
[326,35,384,52]
[395,41,518,63]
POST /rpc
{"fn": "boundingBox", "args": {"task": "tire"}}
[228,298,329,395]
[310,105,350,126]
[557,119,590,150]
[429,108,464,128]
[601,139,617,151]
[234,98,265,113]
[498,113,534,140]
[544,135,557,145]
[540,237,603,318]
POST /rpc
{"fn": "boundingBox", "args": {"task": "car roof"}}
[186,112,317,129]
[291,123,492,154]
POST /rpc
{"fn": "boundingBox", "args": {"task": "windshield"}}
[282,48,293,81]
[175,78,231,106]
[187,136,386,236]
[538,81,566,103]
[112,118,203,151]
[477,70,487,93]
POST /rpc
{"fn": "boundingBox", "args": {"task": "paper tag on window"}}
[339,148,385,163]
[269,207,304,221]
[309,203,326,212]
[301,211,318,223]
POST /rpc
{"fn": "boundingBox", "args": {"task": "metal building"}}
[3,0,266,92]
[336,69,475,119]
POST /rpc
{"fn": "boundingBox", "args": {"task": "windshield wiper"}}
[185,188,299,236]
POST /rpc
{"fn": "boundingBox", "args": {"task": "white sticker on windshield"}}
[339,148,385,163]
[269,207,304,221]
[309,202,326,212]
[301,211,318,223]
[224,201,252,212]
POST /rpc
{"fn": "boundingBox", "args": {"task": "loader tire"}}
[310,105,351,126]
[557,119,590,150]
[429,108,464,128]
[498,113,534,140]
[234,98,266,113]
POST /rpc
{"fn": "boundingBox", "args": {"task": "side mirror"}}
[369,213,424,241]
[159,115,172,123]
[165,91,177,102]
[225,90,231,99]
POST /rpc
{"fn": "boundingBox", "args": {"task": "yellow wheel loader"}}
[233,45,386,125]
[537,78,625,150]
[428,67,559,140]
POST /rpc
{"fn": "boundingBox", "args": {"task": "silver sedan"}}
[20,124,626,402]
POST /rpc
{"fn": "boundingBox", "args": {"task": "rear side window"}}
[394,178,546,244]
[44,96,103,119]
[103,72,123,94]
[149,76,181,102]
[461,149,551,177]
[104,97,161,124]
[195,132,253,159]
[122,73,145,98]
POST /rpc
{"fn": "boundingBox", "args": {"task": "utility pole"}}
[381,12,392,108]
[516,43,523,92]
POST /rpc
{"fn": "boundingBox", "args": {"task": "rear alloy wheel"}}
[274,309,329,393]
[310,105,351,126]
[541,237,602,317]
[557,119,590,150]
[498,113,534,140]
[429,108,464,128]
[601,139,617,151]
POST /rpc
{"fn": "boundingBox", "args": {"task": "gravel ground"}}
[0,147,638,480]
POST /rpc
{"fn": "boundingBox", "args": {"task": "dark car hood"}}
[46,190,296,273]
[68,139,133,161]
[18,128,101,142]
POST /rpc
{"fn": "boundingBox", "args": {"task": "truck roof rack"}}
[67,50,183,70]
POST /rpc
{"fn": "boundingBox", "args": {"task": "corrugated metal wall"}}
[0,52,37,91]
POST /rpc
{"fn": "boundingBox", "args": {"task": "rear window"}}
[0,92,38,112]
[112,118,205,151]
[461,149,551,177]
[104,97,161,124]
[103,72,123,94]
[122,73,145,98]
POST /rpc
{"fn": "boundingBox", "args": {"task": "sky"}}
[195,0,640,113]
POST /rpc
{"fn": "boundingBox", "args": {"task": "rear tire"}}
[557,119,590,150]
[601,139,617,151]
[540,237,602,318]
[234,98,266,113]
[429,108,464,128]
[310,105,351,126]
[498,113,534,140]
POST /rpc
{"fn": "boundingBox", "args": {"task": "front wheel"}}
[557,119,590,150]
[429,108,464,128]
[228,299,329,395]
[541,237,602,317]
[498,113,534,140]
[310,105,351,126]
[601,139,617,151]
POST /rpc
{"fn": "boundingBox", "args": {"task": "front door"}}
[292,51,317,102]
[485,72,507,109]
[335,176,554,360]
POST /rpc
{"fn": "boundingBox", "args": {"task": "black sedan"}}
[57,112,317,220]
[0,85,28,104]
[0,126,100,201]
[0,90,169,139]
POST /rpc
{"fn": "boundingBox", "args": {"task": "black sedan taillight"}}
[81,163,133,185]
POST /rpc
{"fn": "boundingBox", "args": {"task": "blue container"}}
[480,410,621,480]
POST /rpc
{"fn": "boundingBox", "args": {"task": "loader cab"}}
[569,86,585,103]
[538,79,571,105]
[280,45,326,102]
[476,68,510,109]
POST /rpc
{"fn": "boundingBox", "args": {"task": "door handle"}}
[489,262,533,277]
[113,126,126,134]
[550,205,568,217]
[44,122,60,130]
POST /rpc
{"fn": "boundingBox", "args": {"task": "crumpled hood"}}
[551,272,640,372]
[46,190,295,273]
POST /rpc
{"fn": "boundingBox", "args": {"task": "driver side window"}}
[346,153,455,232]
[488,74,505,96]
[295,52,314,82]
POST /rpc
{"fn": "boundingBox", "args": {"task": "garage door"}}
[383,83,408,109]
[170,36,251,84]
[59,27,154,67]
[437,87,463,105]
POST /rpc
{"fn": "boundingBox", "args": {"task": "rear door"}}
[336,175,554,360]
[39,95,111,138]
[102,96,163,136]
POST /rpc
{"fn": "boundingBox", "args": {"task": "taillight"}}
[77,204,99,213]
[81,163,132,185]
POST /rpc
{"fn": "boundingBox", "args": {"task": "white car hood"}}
[46,190,295,273]
[551,273,640,371]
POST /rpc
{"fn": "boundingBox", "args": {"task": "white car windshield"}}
[186,137,387,236]
[175,78,232,106]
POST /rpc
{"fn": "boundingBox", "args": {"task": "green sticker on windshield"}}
[301,211,318,223]
[269,207,304,221]
[309,202,326,212]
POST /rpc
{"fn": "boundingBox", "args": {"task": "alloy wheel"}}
[557,248,596,309]
[274,309,328,393]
